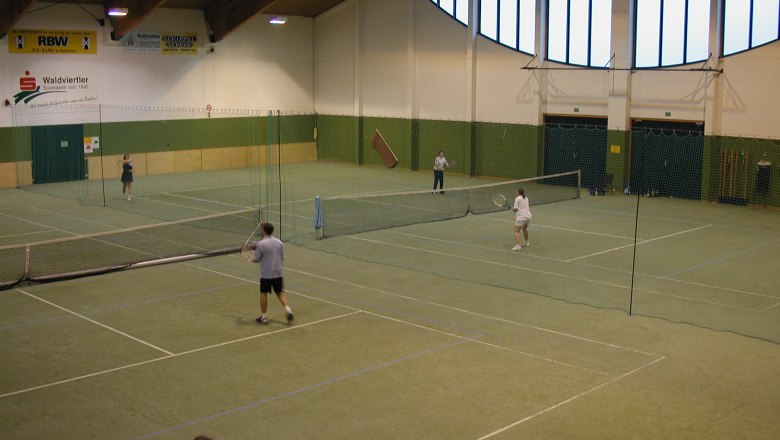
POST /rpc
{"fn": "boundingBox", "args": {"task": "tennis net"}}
[0,208,261,290]
[317,170,580,238]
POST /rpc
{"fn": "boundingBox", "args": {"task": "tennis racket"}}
[240,207,264,262]
[493,194,511,209]
[448,158,458,167]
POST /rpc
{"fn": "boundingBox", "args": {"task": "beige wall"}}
[0,143,316,189]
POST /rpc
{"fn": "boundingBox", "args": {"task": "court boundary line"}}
[17,288,174,356]
[138,263,666,438]
[284,265,658,357]
[159,192,249,209]
[0,310,361,399]
[568,204,780,236]
[476,355,666,439]
[345,235,773,312]
[394,231,777,302]
[480,217,644,241]
[662,237,780,278]
[566,224,712,262]
[359,310,612,377]
[0,210,79,238]
[132,339,470,440]
[193,265,636,374]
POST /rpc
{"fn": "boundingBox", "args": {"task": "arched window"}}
[430,0,469,25]
[634,0,711,68]
[479,0,536,55]
[547,0,613,67]
[722,0,780,56]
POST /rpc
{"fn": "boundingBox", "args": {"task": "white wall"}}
[3,0,779,139]
[0,2,314,127]
[313,0,780,139]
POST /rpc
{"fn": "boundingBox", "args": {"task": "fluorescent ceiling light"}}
[269,16,287,24]
[107,7,129,16]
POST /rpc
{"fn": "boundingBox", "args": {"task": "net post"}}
[577,169,582,198]
[24,244,30,281]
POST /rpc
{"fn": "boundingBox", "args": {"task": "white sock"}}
[284,306,292,314]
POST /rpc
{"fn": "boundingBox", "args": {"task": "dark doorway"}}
[31,124,86,184]
[543,115,608,189]
[629,120,704,200]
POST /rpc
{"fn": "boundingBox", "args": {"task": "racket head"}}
[240,243,255,262]
[449,158,458,167]
[493,193,508,208]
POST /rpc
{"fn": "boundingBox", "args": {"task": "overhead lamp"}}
[107,7,129,17]
[269,16,287,24]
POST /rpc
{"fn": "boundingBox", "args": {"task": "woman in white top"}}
[433,151,449,194]
[511,187,532,251]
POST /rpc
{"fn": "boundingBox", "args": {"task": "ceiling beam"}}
[204,0,274,43]
[107,0,167,40]
[0,0,36,39]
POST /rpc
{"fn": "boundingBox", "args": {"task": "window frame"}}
[546,0,613,68]
[721,0,780,57]
[478,0,537,56]
[633,0,712,69]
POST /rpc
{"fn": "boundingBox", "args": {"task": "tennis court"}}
[1,161,779,439]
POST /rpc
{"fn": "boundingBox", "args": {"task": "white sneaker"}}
[511,245,522,251]
[127,196,132,201]
[524,241,530,247]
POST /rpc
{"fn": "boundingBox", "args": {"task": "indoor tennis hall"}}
[2,1,780,439]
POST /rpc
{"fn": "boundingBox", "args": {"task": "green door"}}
[543,116,607,188]
[629,121,703,200]
[31,124,85,184]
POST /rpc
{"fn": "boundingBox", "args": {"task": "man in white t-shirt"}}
[433,151,449,194]
[511,187,532,251]
[251,223,294,324]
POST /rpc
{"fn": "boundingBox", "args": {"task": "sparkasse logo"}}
[13,70,67,104]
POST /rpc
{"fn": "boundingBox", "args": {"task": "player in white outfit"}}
[511,187,532,251]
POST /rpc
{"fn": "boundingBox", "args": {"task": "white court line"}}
[143,181,253,198]
[194,265,633,375]
[346,235,772,313]
[476,355,666,439]
[397,232,596,265]
[0,211,79,238]
[0,229,58,240]
[0,311,361,399]
[568,205,709,226]
[160,192,247,209]
[134,196,223,214]
[286,266,658,357]
[360,310,612,377]
[764,302,780,312]
[17,288,174,356]
[566,224,712,262]
[433,233,776,303]
[482,217,642,241]
[348,235,633,291]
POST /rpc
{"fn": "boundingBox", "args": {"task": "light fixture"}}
[269,16,287,24]
[107,7,129,17]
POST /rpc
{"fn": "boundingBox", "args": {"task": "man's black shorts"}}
[260,277,283,294]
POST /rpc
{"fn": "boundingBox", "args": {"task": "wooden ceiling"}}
[0,0,347,41]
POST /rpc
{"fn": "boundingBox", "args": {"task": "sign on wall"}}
[161,33,198,55]
[8,29,97,54]
[120,32,198,54]
[12,69,97,107]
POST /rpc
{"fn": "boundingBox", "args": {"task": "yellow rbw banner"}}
[9,29,97,54]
